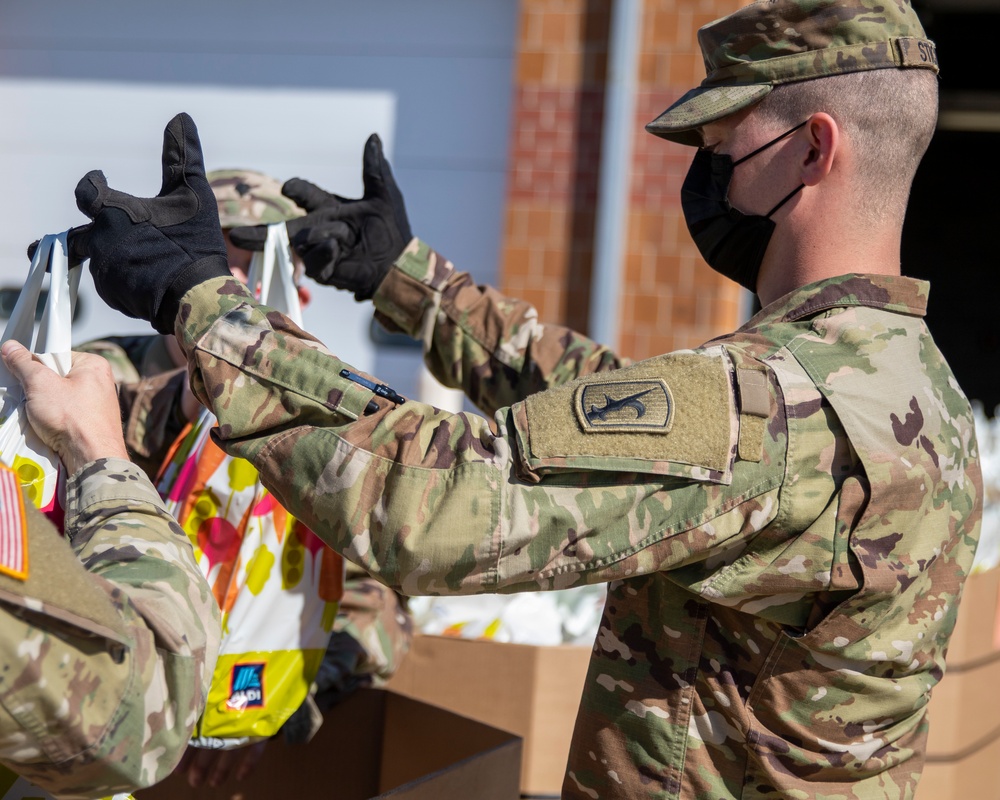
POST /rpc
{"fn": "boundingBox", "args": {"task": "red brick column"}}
[626,0,744,357]
[501,0,610,334]
[500,0,745,359]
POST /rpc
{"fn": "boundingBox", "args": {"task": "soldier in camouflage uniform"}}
[56,1,982,797]
[0,343,219,798]
[78,169,412,787]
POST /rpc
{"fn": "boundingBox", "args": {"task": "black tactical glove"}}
[64,112,230,334]
[228,133,411,302]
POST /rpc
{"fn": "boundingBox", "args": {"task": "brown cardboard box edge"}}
[919,725,1000,799]
[136,688,522,800]
[944,567,1000,668]
[926,649,1000,757]
[916,568,1000,797]
[386,635,592,797]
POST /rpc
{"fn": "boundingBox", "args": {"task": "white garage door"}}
[0,0,517,387]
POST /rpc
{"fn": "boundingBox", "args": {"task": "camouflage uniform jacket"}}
[176,239,982,800]
[80,335,412,689]
[0,459,220,798]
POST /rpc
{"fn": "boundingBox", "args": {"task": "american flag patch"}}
[0,465,28,580]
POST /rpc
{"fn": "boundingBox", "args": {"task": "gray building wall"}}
[0,0,517,395]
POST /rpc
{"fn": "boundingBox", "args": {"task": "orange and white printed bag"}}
[157,223,344,748]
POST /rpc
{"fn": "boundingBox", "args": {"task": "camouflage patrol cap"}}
[208,168,306,228]
[646,0,939,146]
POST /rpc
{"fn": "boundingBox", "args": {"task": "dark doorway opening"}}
[903,129,999,416]
[904,6,1000,416]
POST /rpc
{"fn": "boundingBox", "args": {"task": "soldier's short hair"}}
[752,68,938,225]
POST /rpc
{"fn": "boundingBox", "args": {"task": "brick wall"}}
[500,0,745,359]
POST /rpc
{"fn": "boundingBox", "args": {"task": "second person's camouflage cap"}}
[646,0,939,146]
[208,168,306,228]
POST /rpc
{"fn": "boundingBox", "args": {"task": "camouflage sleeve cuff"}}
[64,457,166,544]
[175,275,256,348]
[372,238,454,338]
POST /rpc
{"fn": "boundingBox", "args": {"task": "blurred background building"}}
[1,0,996,414]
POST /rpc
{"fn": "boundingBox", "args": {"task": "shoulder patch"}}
[516,348,737,484]
[0,465,29,580]
[576,379,673,432]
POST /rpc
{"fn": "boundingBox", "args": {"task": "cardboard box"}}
[916,568,1000,798]
[920,732,1000,800]
[386,635,591,798]
[136,688,522,800]
[926,652,1000,756]
[924,567,1000,759]
[943,567,1000,668]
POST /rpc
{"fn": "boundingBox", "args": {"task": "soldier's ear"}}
[800,112,838,187]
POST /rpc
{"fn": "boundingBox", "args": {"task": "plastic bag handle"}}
[0,231,78,377]
[246,223,303,327]
[35,233,78,374]
[1,234,55,350]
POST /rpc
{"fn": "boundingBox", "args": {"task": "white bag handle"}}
[246,223,303,327]
[0,232,79,408]
[34,233,78,375]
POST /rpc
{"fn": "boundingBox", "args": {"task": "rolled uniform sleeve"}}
[0,459,220,798]
[177,271,785,598]
[373,239,626,414]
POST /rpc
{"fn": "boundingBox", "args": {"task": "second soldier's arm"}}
[115,367,192,477]
[227,134,624,415]
[0,344,220,798]
[373,240,625,415]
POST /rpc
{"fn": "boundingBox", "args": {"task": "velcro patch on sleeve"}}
[518,349,737,481]
[575,379,673,433]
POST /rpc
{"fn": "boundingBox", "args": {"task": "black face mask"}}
[680,121,807,293]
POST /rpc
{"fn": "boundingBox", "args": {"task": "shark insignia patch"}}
[575,379,673,433]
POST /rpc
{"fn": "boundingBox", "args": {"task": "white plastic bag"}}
[0,232,79,526]
[158,223,342,749]
[246,221,303,326]
[408,585,608,646]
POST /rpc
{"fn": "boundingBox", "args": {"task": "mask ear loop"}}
[731,120,809,218]
[765,182,805,218]
[732,120,808,167]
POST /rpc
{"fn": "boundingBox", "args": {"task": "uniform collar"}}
[745,274,929,329]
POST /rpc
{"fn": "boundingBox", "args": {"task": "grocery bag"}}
[0,232,79,531]
[157,223,343,748]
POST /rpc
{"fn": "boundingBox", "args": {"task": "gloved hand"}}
[229,133,411,301]
[59,112,230,334]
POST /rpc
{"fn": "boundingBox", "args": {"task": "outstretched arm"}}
[373,239,625,414]
[0,342,220,797]
[229,136,625,414]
